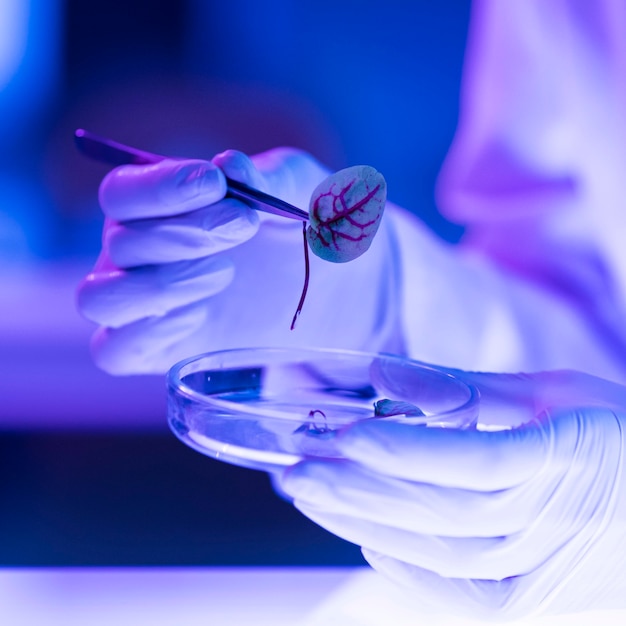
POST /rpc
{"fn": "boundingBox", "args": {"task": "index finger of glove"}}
[99,158,227,221]
[336,419,550,491]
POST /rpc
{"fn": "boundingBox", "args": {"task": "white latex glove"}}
[280,369,626,621]
[77,148,402,374]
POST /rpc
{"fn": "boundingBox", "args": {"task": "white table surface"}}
[1,567,624,626]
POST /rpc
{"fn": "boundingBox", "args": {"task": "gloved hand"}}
[280,369,626,620]
[77,148,402,374]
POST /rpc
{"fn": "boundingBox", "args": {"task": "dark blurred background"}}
[0,0,470,565]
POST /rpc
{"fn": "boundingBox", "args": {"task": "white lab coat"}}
[393,0,626,382]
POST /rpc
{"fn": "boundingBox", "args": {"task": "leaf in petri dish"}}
[374,399,425,418]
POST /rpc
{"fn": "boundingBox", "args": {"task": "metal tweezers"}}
[74,129,309,221]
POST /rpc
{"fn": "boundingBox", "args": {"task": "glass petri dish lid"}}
[167,347,480,472]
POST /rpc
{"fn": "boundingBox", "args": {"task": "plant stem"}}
[291,222,310,330]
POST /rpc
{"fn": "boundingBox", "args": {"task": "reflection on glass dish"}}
[167,347,480,472]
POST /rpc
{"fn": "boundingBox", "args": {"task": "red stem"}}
[291,222,310,330]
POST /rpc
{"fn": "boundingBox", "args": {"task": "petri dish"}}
[167,347,480,472]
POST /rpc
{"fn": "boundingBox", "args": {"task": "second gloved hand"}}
[280,369,626,620]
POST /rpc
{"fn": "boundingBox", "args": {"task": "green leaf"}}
[374,399,425,418]
[307,165,386,263]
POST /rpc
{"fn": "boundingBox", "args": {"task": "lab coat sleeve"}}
[388,204,626,380]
